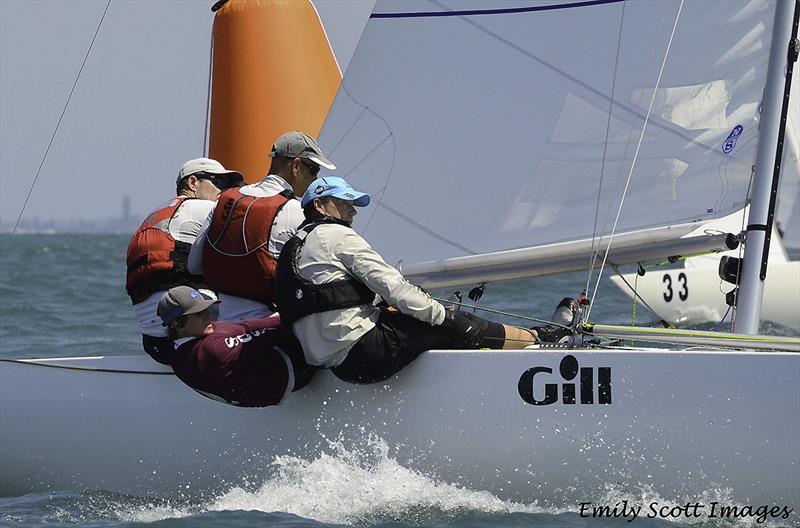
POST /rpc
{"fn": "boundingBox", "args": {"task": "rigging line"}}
[203,18,214,157]
[610,264,671,327]
[0,359,173,376]
[12,0,112,236]
[713,305,733,330]
[432,296,570,328]
[585,0,626,298]
[585,0,685,321]
[427,0,726,160]
[595,1,670,244]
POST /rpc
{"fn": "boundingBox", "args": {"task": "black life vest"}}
[275,218,376,325]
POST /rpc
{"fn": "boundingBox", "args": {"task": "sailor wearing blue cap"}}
[275,177,575,384]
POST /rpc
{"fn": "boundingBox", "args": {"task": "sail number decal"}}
[662,272,689,302]
[518,355,611,406]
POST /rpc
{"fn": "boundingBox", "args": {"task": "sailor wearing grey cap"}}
[155,286,316,407]
[188,131,336,323]
[126,157,242,365]
[274,177,563,385]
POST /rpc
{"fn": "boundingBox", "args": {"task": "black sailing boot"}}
[533,297,580,343]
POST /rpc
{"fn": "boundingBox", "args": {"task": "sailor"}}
[157,286,316,407]
[275,176,575,384]
[126,158,244,365]
[188,131,336,322]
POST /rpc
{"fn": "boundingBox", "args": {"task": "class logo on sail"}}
[518,355,612,405]
[722,125,744,154]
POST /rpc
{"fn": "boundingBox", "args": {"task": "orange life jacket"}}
[202,188,293,305]
[125,197,204,304]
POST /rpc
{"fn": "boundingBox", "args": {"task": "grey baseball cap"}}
[267,131,336,170]
[157,286,220,326]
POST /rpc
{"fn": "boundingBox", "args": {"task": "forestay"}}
[318,0,778,287]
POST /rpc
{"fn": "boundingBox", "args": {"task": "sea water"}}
[0,234,797,528]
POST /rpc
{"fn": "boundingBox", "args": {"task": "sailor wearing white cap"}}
[188,131,337,323]
[126,157,242,364]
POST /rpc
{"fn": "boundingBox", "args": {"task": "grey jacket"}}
[292,223,445,367]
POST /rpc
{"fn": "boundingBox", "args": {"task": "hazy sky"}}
[0,0,373,223]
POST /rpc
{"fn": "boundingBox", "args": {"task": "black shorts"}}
[331,309,503,384]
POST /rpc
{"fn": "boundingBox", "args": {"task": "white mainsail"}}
[318,0,779,289]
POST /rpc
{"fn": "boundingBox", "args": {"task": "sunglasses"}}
[195,173,232,190]
[300,158,320,176]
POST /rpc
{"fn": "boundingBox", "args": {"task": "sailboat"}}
[2,0,799,515]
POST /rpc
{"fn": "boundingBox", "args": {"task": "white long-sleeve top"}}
[292,222,446,367]
[188,175,304,321]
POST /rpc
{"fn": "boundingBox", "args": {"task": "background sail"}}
[318,0,778,275]
[209,0,342,183]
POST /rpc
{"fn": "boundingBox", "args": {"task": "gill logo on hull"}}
[518,355,612,405]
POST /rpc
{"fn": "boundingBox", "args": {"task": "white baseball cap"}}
[176,158,244,187]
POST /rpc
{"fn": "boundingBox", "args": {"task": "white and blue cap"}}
[301,176,371,208]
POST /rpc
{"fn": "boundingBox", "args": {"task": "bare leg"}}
[500,325,537,349]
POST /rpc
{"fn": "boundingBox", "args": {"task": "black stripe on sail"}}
[371,0,624,19]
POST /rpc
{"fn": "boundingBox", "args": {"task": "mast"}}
[734,0,799,335]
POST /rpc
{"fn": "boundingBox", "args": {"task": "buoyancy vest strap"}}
[206,191,293,257]
[276,218,376,324]
[208,193,249,248]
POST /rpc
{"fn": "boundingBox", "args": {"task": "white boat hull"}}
[610,260,800,328]
[1,350,798,510]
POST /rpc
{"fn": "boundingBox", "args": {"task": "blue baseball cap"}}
[301,176,371,208]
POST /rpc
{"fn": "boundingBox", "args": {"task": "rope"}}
[585,0,685,321]
[713,305,732,330]
[586,0,627,298]
[610,264,673,328]
[432,296,571,329]
[12,0,112,235]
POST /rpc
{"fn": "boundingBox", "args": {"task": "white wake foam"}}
[203,435,544,525]
[111,436,794,527]
[115,435,545,525]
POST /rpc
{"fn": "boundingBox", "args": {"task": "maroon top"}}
[170,317,295,407]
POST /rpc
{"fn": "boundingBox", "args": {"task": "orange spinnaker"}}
[209,0,342,183]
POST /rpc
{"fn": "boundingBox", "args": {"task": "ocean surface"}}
[0,234,797,528]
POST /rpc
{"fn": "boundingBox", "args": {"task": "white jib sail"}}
[318,0,779,288]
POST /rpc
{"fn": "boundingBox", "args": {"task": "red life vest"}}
[202,188,293,305]
[126,197,203,304]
